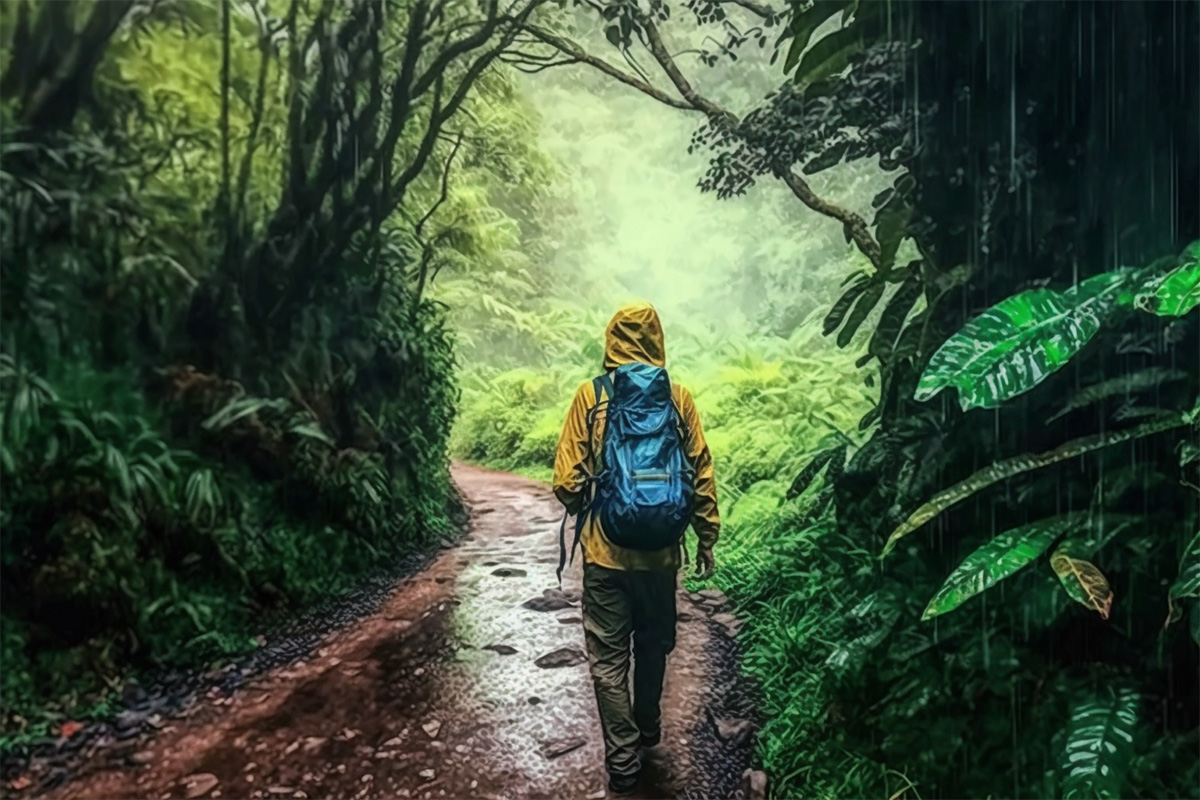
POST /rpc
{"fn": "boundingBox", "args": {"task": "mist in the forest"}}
[509,28,892,345]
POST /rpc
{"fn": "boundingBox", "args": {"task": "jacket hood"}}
[604,302,666,370]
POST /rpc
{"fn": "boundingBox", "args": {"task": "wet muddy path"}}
[39,464,756,800]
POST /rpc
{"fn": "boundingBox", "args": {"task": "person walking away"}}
[552,302,720,796]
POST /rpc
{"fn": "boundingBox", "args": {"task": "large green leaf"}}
[922,516,1076,620]
[785,443,846,500]
[1135,240,1200,316]
[1170,530,1200,599]
[914,278,1125,411]
[824,274,870,335]
[1190,600,1200,647]
[868,268,923,365]
[873,195,913,272]
[1046,367,1190,424]
[791,24,863,88]
[882,415,1187,555]
[1165,530,1200,627]
[837,278,885,348]
[781,0,854,73]
[1060,687,1140,799]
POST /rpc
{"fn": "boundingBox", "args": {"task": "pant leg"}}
[581,564,640,778]
[630,569,678,740]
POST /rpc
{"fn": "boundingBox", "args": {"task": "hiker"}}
[552,302,720,797]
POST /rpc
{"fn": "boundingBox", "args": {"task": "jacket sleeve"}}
[552,381,594,515]
[679,386,720,550]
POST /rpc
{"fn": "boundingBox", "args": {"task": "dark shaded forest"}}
[2,1,1198,798]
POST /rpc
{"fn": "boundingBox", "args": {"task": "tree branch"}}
[520,25,693,111]
[777,168,882,269]
[218,0,233,258]
[232,0,273,233]
[636,14,736,122]
[535,9,882,269]
[413,132,465,311]
[716,0,781,22]
[415,132,464,242]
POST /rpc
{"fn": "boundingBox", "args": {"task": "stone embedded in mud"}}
[540,738,586,759]
[714,717,755,747]
[698,589,727,604]
[586,790,606,800]
[491,567,527,578]
[711,612,742,635]
[181,772,219,799]
[483,644,518,655]
[419,769,435,780]
[422,720,441,738]
[743,769,768,800]
[534,647,587,669]
[522,588,577,612]
[556,616,582,625]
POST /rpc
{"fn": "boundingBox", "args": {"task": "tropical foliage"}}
[0,0,544,739]
[453,0,1199,798]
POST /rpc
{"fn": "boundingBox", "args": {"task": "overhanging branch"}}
[520,25,693,111]
[525,10,882,269]
[777,169,882,269]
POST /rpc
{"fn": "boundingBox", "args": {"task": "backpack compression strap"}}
[556,375,610,585]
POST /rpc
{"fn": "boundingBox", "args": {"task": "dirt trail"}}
[40,464,754,800]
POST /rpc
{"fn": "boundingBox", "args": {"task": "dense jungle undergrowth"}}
[2,1,1199,799]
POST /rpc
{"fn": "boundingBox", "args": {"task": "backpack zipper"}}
[632,471,671,481]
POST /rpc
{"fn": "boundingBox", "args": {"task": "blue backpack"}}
[557,362,696,582]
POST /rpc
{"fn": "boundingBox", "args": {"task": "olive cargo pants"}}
[581,563,677,779]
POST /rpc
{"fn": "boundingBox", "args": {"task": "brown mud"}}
[33,464,757,800]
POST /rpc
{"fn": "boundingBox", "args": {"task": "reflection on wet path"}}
[45,464,745,800]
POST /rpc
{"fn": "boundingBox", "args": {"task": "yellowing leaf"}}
[1050,551,1114,619]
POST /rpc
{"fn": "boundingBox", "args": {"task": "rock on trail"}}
[30,463,756,800]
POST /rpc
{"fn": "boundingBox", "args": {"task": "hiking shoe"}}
[608,772,638,796]
[640,730,661,748]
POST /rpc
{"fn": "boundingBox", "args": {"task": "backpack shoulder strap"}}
[558,374,610,586]
[597,373,614,404]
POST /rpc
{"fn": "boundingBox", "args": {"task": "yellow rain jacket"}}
[552,303,720,572]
